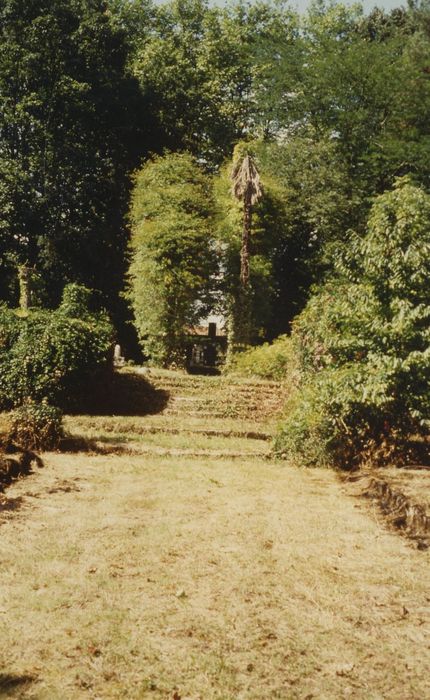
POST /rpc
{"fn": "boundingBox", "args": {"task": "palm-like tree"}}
[231,153,263,288]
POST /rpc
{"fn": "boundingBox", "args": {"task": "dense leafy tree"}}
[276,178,430,468]
[128,152,218,366]
[129,0,301,166]
[270,2,430,205]
[108,0,154,51]
[252,136,354,334]
[0,0,144,313]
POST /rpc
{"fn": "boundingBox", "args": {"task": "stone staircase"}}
[146,370,286,421]
[65,368,287,460]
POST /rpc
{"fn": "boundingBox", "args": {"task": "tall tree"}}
[129,0,301,166]
[231,152,263,289]
[128,152,218,366]
[215,142,290,347]
[228,149,263,348]
[0,0,144,312]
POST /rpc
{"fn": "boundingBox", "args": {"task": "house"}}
[186,316,227,372]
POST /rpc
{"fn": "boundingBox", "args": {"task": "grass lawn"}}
[0,370,429,699]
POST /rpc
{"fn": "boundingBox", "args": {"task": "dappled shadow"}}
[0,448,43,491]
[73,370,170,417]
[0,673,37,693]
[60,435,131,455]
[0,496,24,513]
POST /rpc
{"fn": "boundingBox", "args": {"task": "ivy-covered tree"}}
[226,149,262,347]
[0,0,144,312]
[215,141,292,347]
[128,152,218,366]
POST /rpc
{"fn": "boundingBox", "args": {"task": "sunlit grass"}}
[1,369,429,699]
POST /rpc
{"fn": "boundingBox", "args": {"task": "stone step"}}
[120,444,271,459]
[86,424,271,441]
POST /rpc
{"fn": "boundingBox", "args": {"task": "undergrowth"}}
[274,178,430,469]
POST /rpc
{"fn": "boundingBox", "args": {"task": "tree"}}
[276,177,430,468]
[214,141,293,348]
[0,0,144,314]
[272,3,430,201]
[226,149,262,349]
[231,152,263,289]
[253,135,356,334]
[128,0,301,166]
[128,152,218,366]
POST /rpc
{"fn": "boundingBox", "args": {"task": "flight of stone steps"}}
[66,368,287,460]
[147,370,286,421]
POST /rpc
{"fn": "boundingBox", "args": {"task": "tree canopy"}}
[0,0,144,313]
[128,152,218,366]
[1,0,430,371]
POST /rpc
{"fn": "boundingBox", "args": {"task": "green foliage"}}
[129,0,301,165]
[229,335,298,382]
[59,284,94,319]
[276,179,430,468]
[128,152,218,366]
[0,287,113,410]
[0,303,21,353]
[9,401,63,451]
[242,3,430,310]
[0,0,144,313]
[215,141,290,343]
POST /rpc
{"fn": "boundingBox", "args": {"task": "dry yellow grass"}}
[1,453,429,699]
[0,370,429,699]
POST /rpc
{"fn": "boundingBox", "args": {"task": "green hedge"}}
[228,335,298,382]
[0,284,114,411]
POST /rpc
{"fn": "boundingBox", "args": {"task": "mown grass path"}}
[0,369,429,699]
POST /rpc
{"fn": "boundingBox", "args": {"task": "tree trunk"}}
[18,265,32,311]
[240,202,251,288]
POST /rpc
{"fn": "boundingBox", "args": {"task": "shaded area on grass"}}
[59,434,132,455]
[0,496,24,513]
[74,370,170,417]
[0,447,43,492]
[0,672,37,693]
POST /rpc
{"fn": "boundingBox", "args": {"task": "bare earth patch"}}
[0,370,429,699]
[347,468,430,548]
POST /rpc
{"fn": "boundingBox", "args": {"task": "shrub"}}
[9,401,63,451]
[228,335,299,382]
[59,283,94,318]
[276,178,430,468]
[0,285,114,410]
[275,363,416,469]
